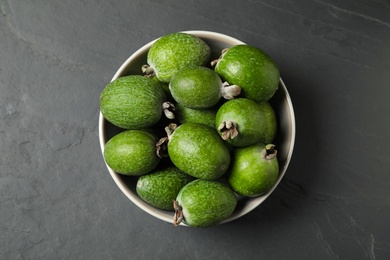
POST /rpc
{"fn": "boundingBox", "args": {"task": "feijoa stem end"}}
[263,144,277,160]
[210,48,229,67]
[221,82,241,99]
[210,59,218,67]
[142,64,155,78]
[162,101,176,119]
[165,123,178,138]
[156,137,168,158]
[218,121,239,140]
[156,123,178,158]
[173,200,183,226]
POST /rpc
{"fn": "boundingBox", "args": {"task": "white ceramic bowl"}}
[99,30,296,226]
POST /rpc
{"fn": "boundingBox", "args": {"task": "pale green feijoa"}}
[169,66,241,109]
[136,166,193,210]
[173,179,237,227]
[213,45,280,102]
[257,101,277,144]
[100,75,174,129]
[215,98,265,147]
[175,102,217,129]
[227,143,279,197]
[167,123,230,180]
[142,32,211,83]
[104,130,160,176]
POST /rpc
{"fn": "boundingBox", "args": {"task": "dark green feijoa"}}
[212,45,280,102]
[169,66,241,109]
[257,101,277,144]
[152,75,173,101]
[166,123,230,180]
[100,75,175,129]
[216,98,265,147]
[173,179,237,227]
[142,33,210,83]
[136,166,193,210]
[175,102,217,129]
[104,130,160,176]
[227,143,279,197]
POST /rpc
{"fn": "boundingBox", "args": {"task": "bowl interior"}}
[99,30,296,225]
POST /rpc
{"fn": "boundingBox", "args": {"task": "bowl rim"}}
[99,30,296,226]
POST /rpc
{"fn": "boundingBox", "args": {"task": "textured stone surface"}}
[1,0,389,259]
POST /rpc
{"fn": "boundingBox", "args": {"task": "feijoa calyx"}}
[227,143,279,197]
[136,166,193,210]
[213,45,280,102]
[104,130,161,176]
[173,179,237,227]
[165,123,230,180]
[169,66,241,109]
[216,98,269,147]
[143,32,211,83]
[100,75,174,129]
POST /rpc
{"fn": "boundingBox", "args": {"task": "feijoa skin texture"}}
[257,101,277,144]
[169,66,222,109]
[104,130,160,176]
[168,123,230,180]
[145,33,210,83]
[136,167,193,210]
[174,179,237,227]
[152,76,173,101]
[215,98,265,147]
[175,102,217,129]
[214,45,280,102]
[100,75,166,129]
[227,143,279,197]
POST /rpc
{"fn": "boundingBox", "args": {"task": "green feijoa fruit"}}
[142,33,210,83]
[100,75,174,129]
[216,98,265,147]
[175,102,217,129]
[173,179,237,227]
[227,143,279,197]
[213,45,280,102]
[167,123,230,180]
[257,101,277,144]
[152,76,173,101]
[104,130,160,176]
[136,166,193,210]
[169,66,241,109]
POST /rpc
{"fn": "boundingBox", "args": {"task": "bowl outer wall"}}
[98,30,296,225]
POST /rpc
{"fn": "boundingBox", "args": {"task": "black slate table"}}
[1,1,389,259]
